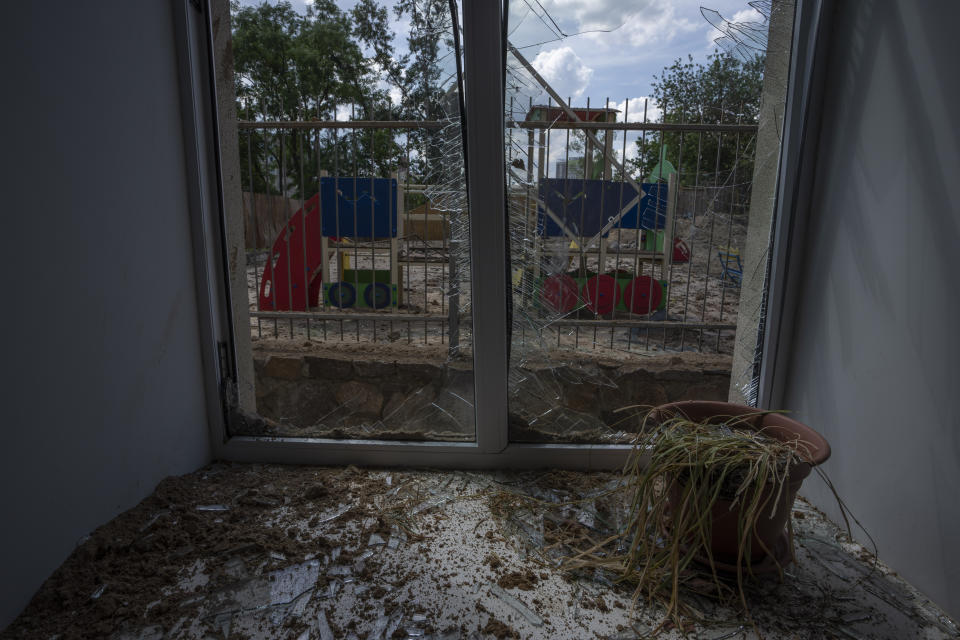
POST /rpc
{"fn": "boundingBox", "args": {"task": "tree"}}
[632,53,764,191]
[231,1,400,196]
[392,0,457,181]
[231,0,462,196]
[562,131,616,180]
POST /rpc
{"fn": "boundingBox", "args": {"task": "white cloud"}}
[732,7,765,24]
[530,46,594,100]
[388,86,402,106]
[609,97,661,123]
[538,94,664,177]
[703,6,768,50]
[619,7,700,49]
[540,0,656,34]
[239,0,756,122]
[525,0,699,53]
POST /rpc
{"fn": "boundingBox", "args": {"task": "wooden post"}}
[585,135,593,179]
[320,237,330,284]
[603,129,613,180]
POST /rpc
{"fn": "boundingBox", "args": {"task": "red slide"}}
[258,194,327,312]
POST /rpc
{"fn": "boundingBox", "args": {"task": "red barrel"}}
[541,274,579,313]
[581,274,620,314]
[623,275,663,315]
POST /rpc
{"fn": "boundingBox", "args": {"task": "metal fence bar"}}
[554,319,736,330]
[663,103,688,350]
[679,112,707,351]
[251,310,460,322]
[263,121,278,339]
[245,101,263,339]
[717,105,745,351]
[626,98,649,353]
[350,103,360,343]
[238,120,446,130]
[700,109,726,351]
[240,101,754,355]
[508,120,759,133]
[240,120,758,133]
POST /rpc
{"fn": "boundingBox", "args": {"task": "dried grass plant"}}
[567,409,823,630]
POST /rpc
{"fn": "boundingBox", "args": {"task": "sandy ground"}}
[243,207,746,360]
[4,465,957,640]
[238,211,747,445]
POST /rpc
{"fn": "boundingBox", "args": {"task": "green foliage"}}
[561,131,613,180]
[391,0,456,179]
[633,53,764,190]
[232,0,458,196]
[232,1,403,196]
[233,2,351,117]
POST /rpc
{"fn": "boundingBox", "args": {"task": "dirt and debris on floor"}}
[3,464,958,640]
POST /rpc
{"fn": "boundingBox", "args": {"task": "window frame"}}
[177,0,825,469]
[755,0,836,410]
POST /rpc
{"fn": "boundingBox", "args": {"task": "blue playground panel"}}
[320,177,398,239]
[537,179,667,238]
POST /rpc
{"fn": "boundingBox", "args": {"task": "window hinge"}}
[217,340,232,384]
[217,340,236,438]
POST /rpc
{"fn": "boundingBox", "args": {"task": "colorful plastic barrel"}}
[363,282,393,309]
[541,274,579,313]
[326,281,356,308]
[623,276,663,315]
[581,274,620,315]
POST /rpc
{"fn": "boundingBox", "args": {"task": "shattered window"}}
[218,0,795,449]
[228,0,476,442]
[503,1,780,443]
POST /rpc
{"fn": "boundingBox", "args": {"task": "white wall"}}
[0,1,213,628]
[781,0,960,619]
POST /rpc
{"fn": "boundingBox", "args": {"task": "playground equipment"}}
[717,246,743,286]
[540,271,669,316]
[514,85,689,319]
[258,177,400,312]
[641,231,691,264]
[529,173,680,317]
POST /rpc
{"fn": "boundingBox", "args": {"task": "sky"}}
[237,0,768,167]
[239,0,766,107]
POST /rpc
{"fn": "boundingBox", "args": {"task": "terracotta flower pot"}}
[651,401,831,571]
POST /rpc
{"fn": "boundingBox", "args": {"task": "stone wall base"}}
[250,347,731,442]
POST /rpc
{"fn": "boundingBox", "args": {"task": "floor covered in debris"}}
[4,464,957,640]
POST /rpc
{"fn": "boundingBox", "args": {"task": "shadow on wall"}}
[785,0,960,619]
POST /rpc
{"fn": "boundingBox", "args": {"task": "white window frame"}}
[175,0,826,469]
[755,0,835,409]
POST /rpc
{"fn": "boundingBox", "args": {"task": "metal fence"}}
[239,118,466,349]
[238,108,757,356]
